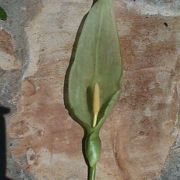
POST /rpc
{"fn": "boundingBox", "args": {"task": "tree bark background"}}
[0,0,179,179]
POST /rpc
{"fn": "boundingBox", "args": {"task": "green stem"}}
[88,166,96,180]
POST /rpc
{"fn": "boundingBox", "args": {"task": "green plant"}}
[65,0,122,179]
[0,7,7,20]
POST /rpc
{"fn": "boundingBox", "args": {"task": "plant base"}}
[88,166,96,180]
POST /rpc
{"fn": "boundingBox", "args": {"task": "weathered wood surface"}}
[0,0,179,179]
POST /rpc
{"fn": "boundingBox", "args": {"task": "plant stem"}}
[88,166,96,180]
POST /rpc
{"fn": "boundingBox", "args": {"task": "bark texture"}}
[0,0,179,179]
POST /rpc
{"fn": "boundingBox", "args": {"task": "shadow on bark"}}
[0,105,11,180]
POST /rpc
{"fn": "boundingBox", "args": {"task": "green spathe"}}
[67,0,122,179]
[0,7,7,20]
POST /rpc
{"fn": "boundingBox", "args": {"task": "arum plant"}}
[0,7,7,20]
[65,0,122,179]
